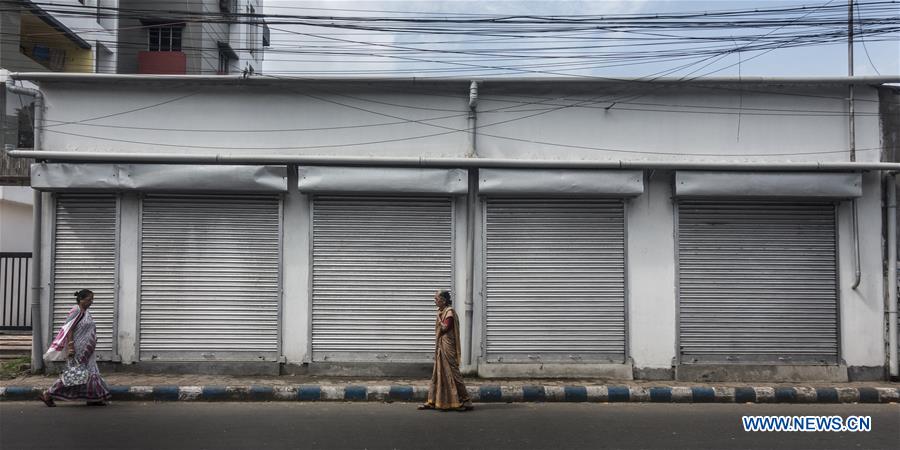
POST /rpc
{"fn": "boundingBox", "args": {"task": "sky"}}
[260,0,900,78]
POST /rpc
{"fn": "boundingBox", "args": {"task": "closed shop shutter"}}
[139,195,281,360]
[52,194,118,358]
[678,200,839,363]
[311,196,453,362]
[484,198,627,363]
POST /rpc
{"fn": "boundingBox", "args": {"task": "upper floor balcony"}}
[138,51,187,75]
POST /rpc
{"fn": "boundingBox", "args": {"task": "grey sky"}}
[260,0,899,78]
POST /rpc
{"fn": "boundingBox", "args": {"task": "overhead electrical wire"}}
[5,0,896,150]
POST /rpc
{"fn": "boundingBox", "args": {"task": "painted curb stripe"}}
[249,386,274,401]
[3,386,35,399]
[298,385,321,401]
[564,386,587,402]
[608,386,630,402]
[815,387,839,403]
[480,385,502,402]
[152,386,179,401]
[344,385,367,401]
[774,387,797,403]
[649,387,672,402]
[109,386,130,399]
[388,386,414,401]
[857,387,879,403]
[734,387,756,403]
[2,385,896,403]
[201,386,228,400]
[691,387,716,403]
[522,385,546,402]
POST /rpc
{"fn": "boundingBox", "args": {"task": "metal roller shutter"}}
[678,200,839,363]
[484,198,627,363]
[139,195,281,360]
[52,194,118,358]
[311,196,453,362]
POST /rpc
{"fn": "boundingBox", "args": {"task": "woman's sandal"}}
[416,403,434,410]
[39,392,56,407]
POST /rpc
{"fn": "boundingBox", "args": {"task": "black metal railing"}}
[1,253,31,330]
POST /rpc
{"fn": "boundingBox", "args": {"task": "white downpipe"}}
[887,174,898,378]
[851,200,862,290]
[464,81,478,367]
[6,81,44,373]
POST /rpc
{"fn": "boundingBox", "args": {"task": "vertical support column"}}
[282,165,310,365]
[454,187,473,373]
[462,169,478,370]
[627,171,676,379]
[839,172,884,379]
[887,174,897,378]
[116,193,140,363]
[29,189,43,372]
[38,192,52,367]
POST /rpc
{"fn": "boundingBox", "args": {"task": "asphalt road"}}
[1,402,897,450]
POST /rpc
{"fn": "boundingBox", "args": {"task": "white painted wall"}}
[626,172,677,369]
[838,172,884,368]
[0,187,34,253]
[36,82,881,164]
[27,79,891,374]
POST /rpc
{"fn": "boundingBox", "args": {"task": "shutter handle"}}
[569,355,583,361]
[376,353,388,360]
[527,355,540,361]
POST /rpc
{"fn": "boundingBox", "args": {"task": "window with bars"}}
[218,49,232,74]
[147,26,183,52]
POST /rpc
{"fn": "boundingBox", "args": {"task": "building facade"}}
[0,0,118,74]
[1,1,120,330]
[116,0,267,75]
[10,73,900,381]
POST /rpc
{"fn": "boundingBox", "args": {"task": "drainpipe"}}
[465,81,478,366]
[6,81,44,373]
[851,201,861,290]
[887,173,898,378]
[467,81,478,158]
[11,151,900,171]
[847,1,863,290]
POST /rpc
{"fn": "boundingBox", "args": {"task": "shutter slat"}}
[678,200,839,363]
[52,195,117,355]
[311,196,453,362]
[139,195,280,357]
[485,198,626,363]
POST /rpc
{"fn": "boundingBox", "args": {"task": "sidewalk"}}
[2,373,898,404]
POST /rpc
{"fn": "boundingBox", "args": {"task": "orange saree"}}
[425,306,472,410]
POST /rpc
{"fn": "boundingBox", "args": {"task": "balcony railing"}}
[1,253,32,330]
[138,51,187,75]
[0,150,31,185]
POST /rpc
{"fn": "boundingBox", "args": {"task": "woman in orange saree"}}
[419,290,473,411]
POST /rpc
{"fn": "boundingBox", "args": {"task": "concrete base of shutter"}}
[675,364,849,382]
[477,362,634,379]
